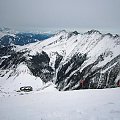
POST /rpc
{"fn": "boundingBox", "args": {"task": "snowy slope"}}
[0,88,120,120]
[20,30,120,69]
[0,29,120,92]
[20,30,80,61]
[0,63,43,92]
[17,30,120,90]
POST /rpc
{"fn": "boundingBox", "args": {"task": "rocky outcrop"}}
[27,51,54,83]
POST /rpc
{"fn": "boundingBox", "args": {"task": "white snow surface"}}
[0,88,120,120]
[0,64,44,92]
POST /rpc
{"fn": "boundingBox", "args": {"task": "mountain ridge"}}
[0,29,120,92]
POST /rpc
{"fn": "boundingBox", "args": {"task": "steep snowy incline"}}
[54,31,120,90]
[0,63,43,92]
[0,29,120,92]
[21,30,120,68]
[20,30,120,90]
[18,30,82,67]
[0,88,120,120]
[0,47,55,93]
[70,31,120,70]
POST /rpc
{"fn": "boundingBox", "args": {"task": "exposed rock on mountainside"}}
[0,29,120,92]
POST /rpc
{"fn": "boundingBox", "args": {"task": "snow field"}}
[0,88,120,120]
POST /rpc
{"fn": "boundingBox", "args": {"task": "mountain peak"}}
[71,31,79,35]
[55,30,68,36]
[85,29,101,35]
[114,34,120,38]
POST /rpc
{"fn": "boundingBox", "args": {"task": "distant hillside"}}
[0,28,54,47]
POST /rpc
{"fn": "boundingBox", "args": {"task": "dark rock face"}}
[27,51,54,83]
[0,47,54,83]
[56,53,87,90]
[86,29,101,35]
[0,47,26,70]
[0,45,119,91]
[68,31,79,38]
[0,46,15,57]
[54,53,63,69]
[55,53,120,90]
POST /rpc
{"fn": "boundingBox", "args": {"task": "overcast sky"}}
[0,0,120,32]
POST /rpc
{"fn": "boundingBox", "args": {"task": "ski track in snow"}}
[0,88,120,120]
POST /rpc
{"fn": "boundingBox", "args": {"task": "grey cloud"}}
[0,0,120,31]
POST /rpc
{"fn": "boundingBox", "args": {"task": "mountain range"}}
[0,29,120,93]
[0,28,53,47]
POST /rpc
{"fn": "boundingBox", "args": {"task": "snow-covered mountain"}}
[0,29,120,92]
[0,28,53,47]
